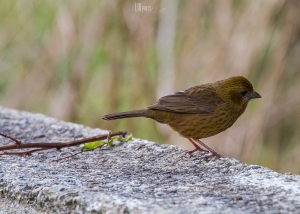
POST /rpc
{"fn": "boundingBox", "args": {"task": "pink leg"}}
[187,138,208,154]
[193,138,222,159]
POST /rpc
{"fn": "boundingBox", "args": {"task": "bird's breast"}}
[168,104,244,139]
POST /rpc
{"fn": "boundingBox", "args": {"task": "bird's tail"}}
[102,109,149,120]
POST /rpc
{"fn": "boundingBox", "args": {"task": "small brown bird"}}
[103,76,261,158]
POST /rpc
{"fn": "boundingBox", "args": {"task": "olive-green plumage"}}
[103,76,261,157]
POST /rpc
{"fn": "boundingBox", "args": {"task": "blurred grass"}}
[0,0,300,173]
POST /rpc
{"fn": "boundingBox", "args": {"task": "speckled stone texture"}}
[0,106,300,213]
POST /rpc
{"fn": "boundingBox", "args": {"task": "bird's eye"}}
[241,91,247,96]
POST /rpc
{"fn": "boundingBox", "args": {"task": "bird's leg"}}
[193,139,222,159]
[186,138,208,154]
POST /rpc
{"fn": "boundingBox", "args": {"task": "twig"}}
[1,148,46,156]
[0,133,21,146]
[0,131,127,156]
[52,151,84,162]
[52,133,110,161]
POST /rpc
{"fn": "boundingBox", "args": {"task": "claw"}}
[187,148,208,155]
[187,138,207,155]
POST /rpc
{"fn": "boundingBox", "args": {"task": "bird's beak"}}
[249,90,261,99]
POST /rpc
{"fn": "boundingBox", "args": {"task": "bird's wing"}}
[147,85,224,114]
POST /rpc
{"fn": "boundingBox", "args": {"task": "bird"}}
[103,76,261,158]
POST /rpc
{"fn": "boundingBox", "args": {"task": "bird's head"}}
[217,76,261,106]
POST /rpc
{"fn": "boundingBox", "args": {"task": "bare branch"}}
[0,131,127,156]
[52,151,84,162]
[0,133,21,146]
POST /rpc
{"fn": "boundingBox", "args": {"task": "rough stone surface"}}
[0,106,300,213]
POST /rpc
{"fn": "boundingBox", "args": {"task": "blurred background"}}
[0,0,300,173]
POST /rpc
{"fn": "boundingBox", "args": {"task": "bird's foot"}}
[187,148,208,155]
[186,138,208,155]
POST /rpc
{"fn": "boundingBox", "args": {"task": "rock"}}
[0,106,300,213]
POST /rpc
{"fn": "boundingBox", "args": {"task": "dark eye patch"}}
[241,91,247,96]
